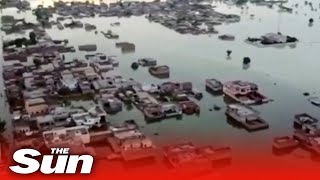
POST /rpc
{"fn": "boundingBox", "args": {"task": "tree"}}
[0,0,7,8]
[41,20,45,28]
[34,8,42,19]
[14,38,27,48]
[243,57,251,65]
[33,58,42,67]
[29,31,37,44]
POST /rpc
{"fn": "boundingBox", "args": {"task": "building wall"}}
[25,104,49,115]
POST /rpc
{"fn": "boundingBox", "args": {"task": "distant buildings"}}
[0,10,228,171]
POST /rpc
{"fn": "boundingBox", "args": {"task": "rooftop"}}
[228,104,258,117]
[114,130,143,140]
[25,98,46,106]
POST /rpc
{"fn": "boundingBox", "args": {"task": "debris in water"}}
[219,34,235,41]
[303,92,310,96]
[309,18,314,26]
[213,105,221,111]
[308,97,320,106]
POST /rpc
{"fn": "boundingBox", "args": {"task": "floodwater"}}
[1,0,320,170]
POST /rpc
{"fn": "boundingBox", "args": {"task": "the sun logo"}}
[9,148,94,174]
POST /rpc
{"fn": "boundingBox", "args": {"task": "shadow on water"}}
[289,43,297,49]
[222,95,238,105]
[226,116,244,130]
[145,115,183,124]
[242,63,250,70]
[125,103,134,111]
[205,87,223,97]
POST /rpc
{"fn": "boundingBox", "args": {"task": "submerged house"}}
[223,80,268,105]
[99,93,122,113]
[108,120,156,161]
[225,104,269,131]
[261,33,287,44]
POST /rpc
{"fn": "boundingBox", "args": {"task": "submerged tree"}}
[34,8,42,19]
[29,31,37,44]
[14,38,27,48]
[243,57,251,64]
[0,0,7,8]
[33,58,42,67]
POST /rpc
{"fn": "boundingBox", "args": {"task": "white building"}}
[71,112,101,127]
[60,71,78,90]
[43,126,90,147]
[71,106,107,127]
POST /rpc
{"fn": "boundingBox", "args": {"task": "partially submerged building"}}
[225,104,269,131]
[108,120,156,161]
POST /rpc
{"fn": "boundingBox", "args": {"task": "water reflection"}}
[225,116,244,130]
[125,103,134,111]
[242,63,250,70]
[222,96,237,105]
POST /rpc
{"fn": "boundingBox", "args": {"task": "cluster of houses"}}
[272,113,320,156]
[1,27,155,160]
[205,78,271,131]
[114,81,203,122]
[1,25,218,166]
[1,25,276,166]
[31,0,241,35]
[106,120,156,161]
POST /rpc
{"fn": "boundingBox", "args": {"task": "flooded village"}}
[1,0,320,178]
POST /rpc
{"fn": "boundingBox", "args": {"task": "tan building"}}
[25,98,49,116]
